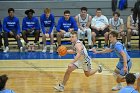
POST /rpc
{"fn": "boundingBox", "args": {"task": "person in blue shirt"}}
[56,10,78,47]
[92,31,132,91]
[22,9,40,51]
[0,74,15,93]
[3,8,23,53]
[119,73,139,93]
[0,20,3,51]
[40,8,55,53]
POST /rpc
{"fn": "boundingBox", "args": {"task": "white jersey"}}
[73,40,90,62]
[78,14,89,27]
[109,17,123,31]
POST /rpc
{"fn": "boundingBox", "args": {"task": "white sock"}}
[127,42,131,45]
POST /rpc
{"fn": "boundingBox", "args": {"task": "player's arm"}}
[71,43,82,63]
[93,48,113,54]
[75,16,83,31]
[86,15,92,28]
[67,49,75,54]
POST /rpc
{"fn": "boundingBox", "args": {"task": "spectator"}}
[109,12,125,44]
[22,9,40,51]
[119,73,139,93]
[75,7,92,50]
[91,8,109,48]
[40,8,55,53]
[3,8,23,52]
[0,74,15,93]
[56,10,78,47]
[133,0,140,49]
[127,8,139,49]
[0,20,3,51]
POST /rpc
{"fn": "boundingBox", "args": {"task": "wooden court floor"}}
[0,58,140,93]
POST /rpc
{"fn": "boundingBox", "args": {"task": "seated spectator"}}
[119,73,139,93]
[56,10,78,47]
[127,8,139,49]
[75,7,92,50]
[22,9,40,51]
[40,8,55,53]
[109,12,125,44]
[0,74,15,93]
[91,8,109,48]
[3,8,23,53]
[0,20,3,51]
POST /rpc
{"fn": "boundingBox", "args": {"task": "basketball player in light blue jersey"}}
[0,74,15,93]
[92,31,132,91]
[54,31,102,92]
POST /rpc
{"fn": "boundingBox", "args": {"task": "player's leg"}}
[120,31,126,44]
[49,30,54,53]
[127,28,132,48]
[91,29,98,48]
[54,63,77,92]
[3,31,9,52]
[102,28,109,48]
[57,32,64,46]
[86,28,92,49]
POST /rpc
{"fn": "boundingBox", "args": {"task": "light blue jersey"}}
[119,86,138,93]
[110,42,130,62]
[110,41,132,76]
[0,89,15,93]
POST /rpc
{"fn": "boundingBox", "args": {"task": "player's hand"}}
[16,35,20,39]
[45,33,49,38]
[9,31,14,36]
[68,28,74,32]
[67,49,74,54]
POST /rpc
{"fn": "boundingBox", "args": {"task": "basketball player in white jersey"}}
[75,7,92,50]
[54,31,102,92]
[109,12,125,44]
[127,8,139,49]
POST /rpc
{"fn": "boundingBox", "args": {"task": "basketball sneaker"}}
[4,46,9,53]
[98,65,102,73]
[112,84,123,91]
[54,83,64,92]
[134,72,140,79]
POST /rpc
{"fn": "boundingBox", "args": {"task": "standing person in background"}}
[3,8,23,53]
[0,74,15,93]
[133,0,140,49]
[40,8,55,53]
[0,20,3,51]
[75,7,92,50]
[109,12,125,44]
[56,10,78,47]
[22,9,40,51]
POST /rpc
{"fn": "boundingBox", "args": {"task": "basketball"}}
[57,46,67,56]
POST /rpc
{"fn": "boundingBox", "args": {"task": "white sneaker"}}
[112,85,123,91]
[20,47,23,52]
[4,47,9,53]
[50,45,53,53]
[98,65,102,73]
[54,83,64,92]
[42,46,47,52]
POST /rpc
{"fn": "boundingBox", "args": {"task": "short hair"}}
[113,12,120,17]
[0,74,8,90]
[25,9,35,15]
[125,73,136,84]
[64,10,70,15]
[81,7,87,11]
[109,31,118,38]
[96,8,102,12]
[71,31,77,36]
[44,8,51,14]
[8,8,14,13]
[131,8,134,12]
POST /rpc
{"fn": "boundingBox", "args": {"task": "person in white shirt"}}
[109,12,125,44]
[75,7,92,50]
[91,8,109,48]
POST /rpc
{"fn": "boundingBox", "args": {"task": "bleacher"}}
[0,0,139,50]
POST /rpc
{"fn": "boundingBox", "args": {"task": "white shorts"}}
[73,57,92,71]
[44,27,54,34]
[132,29,139,35]
[64,32,71,37]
